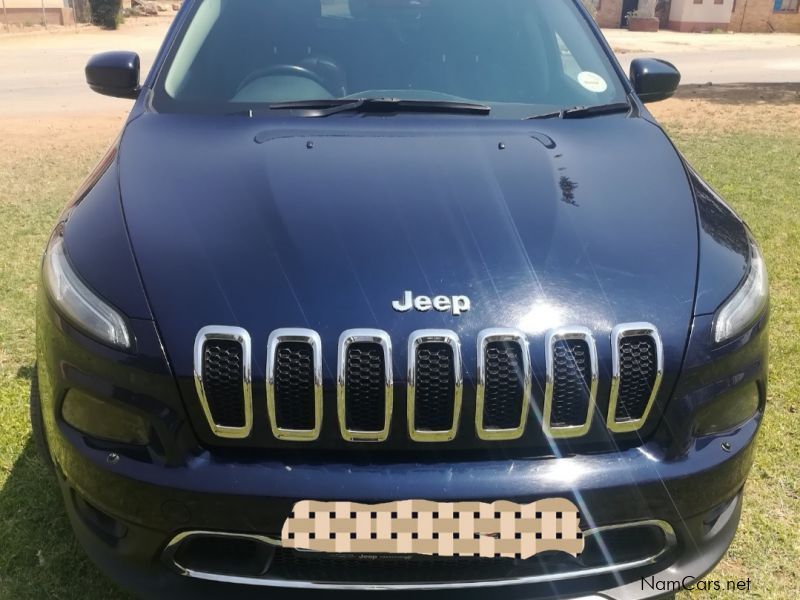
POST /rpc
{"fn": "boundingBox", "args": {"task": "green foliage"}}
[89,0,122,30]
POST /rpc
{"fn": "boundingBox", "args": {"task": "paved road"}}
[607,31,800,85]
[0,19,167,116]
[1,19,798,116]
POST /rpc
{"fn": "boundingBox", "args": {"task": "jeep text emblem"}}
[392,291,471,316]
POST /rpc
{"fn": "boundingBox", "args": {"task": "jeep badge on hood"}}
[392,291,471,316]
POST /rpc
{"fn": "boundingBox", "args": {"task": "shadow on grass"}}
[15,364,35,381]
[0,437,129,599]
[674,82,800,106]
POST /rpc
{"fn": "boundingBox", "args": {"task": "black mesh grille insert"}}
[482,341,525,430]
[202,340,245,428]
[274,342,316,431]
[615,335,658,422]
[551,339,592,427]
[414,343,455,432]
[267,522,668,583]
[345,343,386,432]
[269,549,511,583]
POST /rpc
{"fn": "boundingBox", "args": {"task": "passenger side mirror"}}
[86,51,141,99]
[630,59,681,104]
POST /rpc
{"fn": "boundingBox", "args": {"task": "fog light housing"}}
[694,382,761,436]
[62,389,149,445]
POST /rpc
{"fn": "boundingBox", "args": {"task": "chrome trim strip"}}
[607,323,664,433]
[193,326,253,439]
[163,519,676,591]
[337,329,393,442]
[543,327,599,439]
[266,329,323,442]
[407,330,463,442]
[475,329,531,441]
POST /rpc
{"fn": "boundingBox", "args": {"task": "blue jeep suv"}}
[32,0,768,598]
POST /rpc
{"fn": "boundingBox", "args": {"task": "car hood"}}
[119,113,697,386]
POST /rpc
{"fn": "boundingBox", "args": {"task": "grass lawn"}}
[0,88,798,598]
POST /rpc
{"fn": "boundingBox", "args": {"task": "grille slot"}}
[345,343,386,431]
[267,329,322,441]
[608,324,663,433]
[475,329,530,440]
[414,344,454,430]
[193,327,252,439]
[203,341,245,427]
[407,330,462,442]
[337,330,393,442]
[544,328,598,438]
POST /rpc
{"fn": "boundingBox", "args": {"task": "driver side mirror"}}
[630,58,681,104]
[86,51,141,99]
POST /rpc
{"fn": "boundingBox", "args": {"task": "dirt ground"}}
[650,83,800,134]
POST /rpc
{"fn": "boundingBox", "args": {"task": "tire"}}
[29,366,55,474]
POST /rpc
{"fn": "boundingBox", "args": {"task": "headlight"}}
[713,235,768,344]
[43,235,132,350]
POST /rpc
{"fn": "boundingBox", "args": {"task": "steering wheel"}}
[235,64,334,97]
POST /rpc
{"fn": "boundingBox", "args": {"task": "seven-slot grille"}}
[407,331,463,442]
[193,323,663,442]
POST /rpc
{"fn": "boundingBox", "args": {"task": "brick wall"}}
[730,0,800,32]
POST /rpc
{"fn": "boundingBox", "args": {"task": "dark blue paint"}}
[35,0,768,595]
[64,161,153,320]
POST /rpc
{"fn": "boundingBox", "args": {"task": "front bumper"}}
[53,412,758,599]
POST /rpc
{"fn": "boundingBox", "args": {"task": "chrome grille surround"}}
[607,323,664,434]
[407,330,463,442]
[475,328,531,441]
[543,327,599,439]
[193,326,253,439]
[191,322,665,442]
[266,328,323,441]
[337,329,394,442]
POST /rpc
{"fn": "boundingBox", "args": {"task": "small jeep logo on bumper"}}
[392,291,471,316]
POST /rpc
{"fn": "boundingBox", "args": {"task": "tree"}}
[89,0,122,29]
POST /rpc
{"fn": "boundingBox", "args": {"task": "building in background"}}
[1,0,74,25]
[589,0,799,31]
[667,0,734,31]
[730,0,800,32]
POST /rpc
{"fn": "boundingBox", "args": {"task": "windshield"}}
[154,0,628,118]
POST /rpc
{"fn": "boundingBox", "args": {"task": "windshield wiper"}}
[525,101,631,120]
[268,97,491,117]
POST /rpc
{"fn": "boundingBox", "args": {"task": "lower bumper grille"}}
[165,520,676,588]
